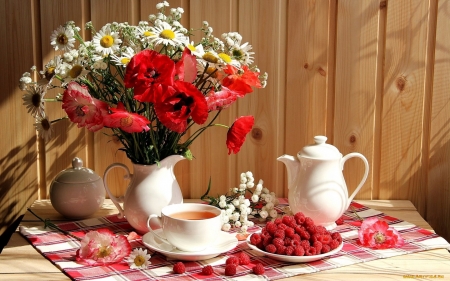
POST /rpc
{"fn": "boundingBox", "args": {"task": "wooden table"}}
[1,199,450,281]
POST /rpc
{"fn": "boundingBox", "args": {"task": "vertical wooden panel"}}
[334,0,380,199]
[379,0,431,213]
[237,0,287,198]
[91,0,139,198]
[427,0,450,240]
[0,0,39,236]
[284,0,335,195]
[188,0,239,198]
[39,0,91,198]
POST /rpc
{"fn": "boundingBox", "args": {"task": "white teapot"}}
[277,136,369,229]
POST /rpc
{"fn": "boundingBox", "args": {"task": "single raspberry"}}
[313,241,323,253]
[276,245,286,255]
[330,239,340,250]
[318,234,332,245]
[226,256,239,266]
[250,233,262,245]
[290,239,301,248]
[237,252,251,265]
[273,229,285,239]
[306,225,317,235]
[274,217,283,224]
[285,245,295,256]
[252,263,265,275]
[294,211,305,221]
[265,221,277,235]
[294,246,305,256]
[285,227,296,238]
[265,244,277,253]
[321,244,331,254]
[304,217,315,228]
[282,215,296,228]
[173,262,186,274]
[305,247,317,256]
[272,237,284,248]
[277,223,288,230]
[315,225,327,234]
[300,240,310,249]
[335,216,345,225]
[291,234,301,241]
[201,265,214,275]
[331,232,343,243]
[298,228,310,240]
[224,264,237,276]
[294,213,306,225]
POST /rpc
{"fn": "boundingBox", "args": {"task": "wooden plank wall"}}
[1,0,449,242]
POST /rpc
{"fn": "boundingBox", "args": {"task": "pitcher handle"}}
[103,163,131,218]
[341,152,369,207]
[147,214,168,242]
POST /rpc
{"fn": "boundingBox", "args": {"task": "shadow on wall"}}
[0,137,38,252]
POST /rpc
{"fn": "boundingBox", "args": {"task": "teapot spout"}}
[277,155,300,189]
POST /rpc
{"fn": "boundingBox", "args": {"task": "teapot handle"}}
[103,163,131,218]
[341,152,369,207]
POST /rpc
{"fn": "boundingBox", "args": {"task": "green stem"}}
[26,208,82,241]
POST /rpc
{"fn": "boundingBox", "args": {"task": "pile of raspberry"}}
[249,212,342,256]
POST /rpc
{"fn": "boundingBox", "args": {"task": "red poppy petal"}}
[226,116,254,154]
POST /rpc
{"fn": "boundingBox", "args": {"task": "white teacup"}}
[147,203,222,252]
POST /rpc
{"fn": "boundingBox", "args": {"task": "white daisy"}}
[134,26,155,44]
[92,25,122,56]
[40,56,62,82]
[230,42,255,65]
[185,42,204,58]
[50,25,75,51]
[110,47,136,67]
[150,22,187,47]
[127,248,151,269]
[34,114,53,142]
[64,57,89,81]
[22,84,46,117]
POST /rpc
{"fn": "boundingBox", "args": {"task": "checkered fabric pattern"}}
[20,200,450,281]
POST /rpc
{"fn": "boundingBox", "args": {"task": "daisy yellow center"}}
[41,119,51,131]
[202,52,218,63]
[143,31,154,37]
[121,116,133,127]
[68,65,83,78]
[218,53,231,63]
[57,34,69,45]
[374,232,386,244]
[232,49,243,60]
[206,67,218,78]
[134,255,146,266]
[100,35,114,48]
[45,67,55,81]
[160,29,175,40]
[187,44,196,51]
[32,93,42,107]
[97,246,113,258]
[121,58,131,65]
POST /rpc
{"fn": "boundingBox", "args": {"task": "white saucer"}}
[143,229,238,261]
[246,231,344,263]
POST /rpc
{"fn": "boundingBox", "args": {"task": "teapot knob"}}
[72,157,83,170]
[314,135,327,144]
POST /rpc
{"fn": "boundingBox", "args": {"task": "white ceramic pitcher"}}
[277,136,369,230]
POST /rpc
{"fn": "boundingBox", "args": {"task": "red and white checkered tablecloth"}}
[20,200,450,281]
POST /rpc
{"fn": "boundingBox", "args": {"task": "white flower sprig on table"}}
[201,171,289,232]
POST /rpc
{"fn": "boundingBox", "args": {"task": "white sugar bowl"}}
[50,157,105,219]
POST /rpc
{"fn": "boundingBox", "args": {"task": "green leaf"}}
[200,177,212,201]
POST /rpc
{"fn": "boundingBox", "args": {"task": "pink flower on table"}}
[358,217,404,249]
[75,229,131,266]
[62,81,108,132]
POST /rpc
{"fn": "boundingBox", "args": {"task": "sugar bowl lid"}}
[298,136,342,159]
[53,157,101,183]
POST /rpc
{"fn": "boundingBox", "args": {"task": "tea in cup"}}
[147,203,222,252]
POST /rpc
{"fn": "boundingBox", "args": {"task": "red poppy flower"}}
[358,217,404,249]
[62,81,108,132]
[205,86,238,111]
[222,65,261,97]
[226,116,254,154]
[175,48,197,83]
[154,81,208,133]
[103,102,150,133]
[124,49,175,103]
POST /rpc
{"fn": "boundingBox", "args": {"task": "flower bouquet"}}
[19,1,267,165]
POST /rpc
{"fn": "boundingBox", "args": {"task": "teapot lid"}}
[298,136,341,159]
[53,157,101,183]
